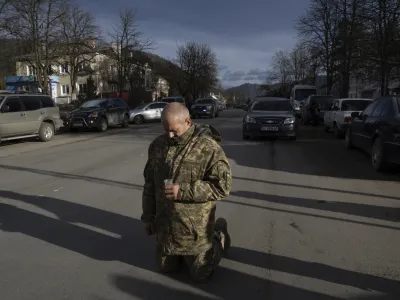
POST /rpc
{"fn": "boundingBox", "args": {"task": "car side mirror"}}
[1,105,10,113]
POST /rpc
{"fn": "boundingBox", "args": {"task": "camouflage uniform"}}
[141,123,232,282]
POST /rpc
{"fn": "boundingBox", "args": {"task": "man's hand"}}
[145,222,154,235]
[164,184,180,200]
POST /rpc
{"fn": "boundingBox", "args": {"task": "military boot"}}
[214,218,231,255]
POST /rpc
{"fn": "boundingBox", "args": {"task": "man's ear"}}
[185,117,192,126]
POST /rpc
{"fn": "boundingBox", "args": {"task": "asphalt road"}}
[0,109,399,300]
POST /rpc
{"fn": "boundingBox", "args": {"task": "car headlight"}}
[88,112,98,118]
[245,115,256,123]
[284,117,295,124]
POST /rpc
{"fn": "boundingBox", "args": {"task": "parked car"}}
[191,98,219,118]
[63,98,130,132]
[324,98,372,138]
[129,101,167,124]
[0,93,62,143]
[301,95,334,125]
[242,97,297,140]
[216,100,225,112]
[161,96,185,106]
[344,96,400,171]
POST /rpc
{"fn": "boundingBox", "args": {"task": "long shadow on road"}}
[0,190,362,299]
[230,191,400,223]
[0,164,142,191]
[227,247,400,297]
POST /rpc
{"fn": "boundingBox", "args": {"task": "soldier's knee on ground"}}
[156,245,182,273]
[189,263,215,283]
[157,254,182,273]
[186,248,218,283]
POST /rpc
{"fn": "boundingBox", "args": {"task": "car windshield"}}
[135,104,147,109]
[0,96,4,103]
[295,89,316,101]
[162,98,177,103]
[341,100,372,111]
[196,99,213,104]
[310,96,334,109]
[251,100,292,111]
[80,99,108,108]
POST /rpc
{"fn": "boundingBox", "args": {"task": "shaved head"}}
[161,102,190,123]
[161,102,192,138]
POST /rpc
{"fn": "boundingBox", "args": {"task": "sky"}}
[77,0,310,88]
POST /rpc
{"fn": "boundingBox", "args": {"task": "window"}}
[60,63,68,73]
[380,99,394,117]
[115,98,128,107]
[39,96,55,108]
[79,84,87,93]
[362,99,379,117]
[333,100,340,110]
[147,103,159,109]
[251,100,292,111]
[2,97,22,112]
[80,99,107,108]
[294,89,317,101]
[27,65,36,76]
[196,99,213,104]
[341,100,372,111]
[310,96,334,110]
[111,99,122,107]
[21,96,41,111]
[61,85,70,95]
[371,97,390,117]
[153,102,166,109]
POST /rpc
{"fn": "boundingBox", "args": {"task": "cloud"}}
[223,70,246,81]
[77,0,307,87]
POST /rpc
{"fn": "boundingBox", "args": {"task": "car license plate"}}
[261,126,278,131]
[73,122,83,127]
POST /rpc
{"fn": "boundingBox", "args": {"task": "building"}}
[15,46,169,104]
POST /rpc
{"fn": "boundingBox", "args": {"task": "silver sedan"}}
[129,101,167,124]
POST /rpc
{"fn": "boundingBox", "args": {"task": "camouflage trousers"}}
[156,238,223,282]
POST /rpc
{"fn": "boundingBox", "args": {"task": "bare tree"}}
[0,0,64,93]
[58,2,100,101]
[361,0,400,95]
[175,41,218,103]
[109,8,153,93]
[297,0,341,94]
[266,50,291,85]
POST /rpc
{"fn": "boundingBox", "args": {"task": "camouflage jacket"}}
[141,123,232,255]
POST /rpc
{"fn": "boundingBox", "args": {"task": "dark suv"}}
[191,98,219,118]
[64,98,130,132]
[345,96,400,171]
[0,93,62,143]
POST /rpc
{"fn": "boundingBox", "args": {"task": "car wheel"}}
[324,125,330,132]
[242,132,250,140]
[122,114,129,127]
[344,128,353,149]
[38,122,54,142]
[289,136,296,141]
[133,115,144,125]
[98,117,108,132]
[371,137,387,172]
